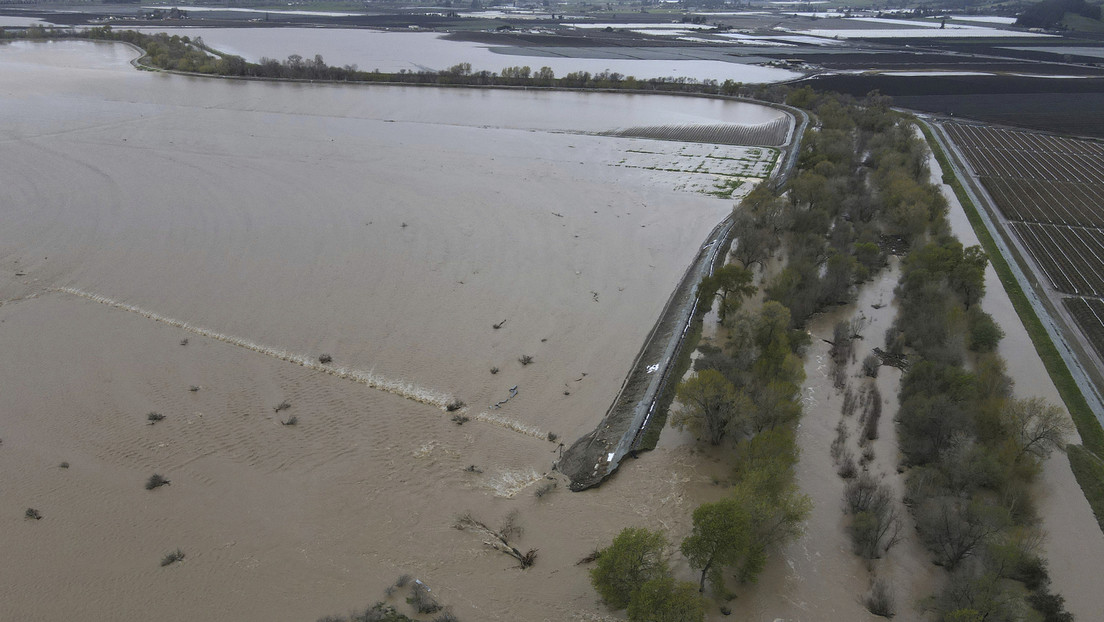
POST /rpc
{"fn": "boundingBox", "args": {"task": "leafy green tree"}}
[672,370,746,445]
[627,577,705,622]
[950,246,988,308]
[590,527,669,610]
[681,497,751,594]
[966,307,1004,352]
[734,471,811,581]
[709,265,755,324]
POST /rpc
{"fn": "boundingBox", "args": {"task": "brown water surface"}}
[0,40,787,621]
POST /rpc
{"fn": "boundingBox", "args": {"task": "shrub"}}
[160,548,185,566]
[450,414,470,425]
[445,399,465,412]
[407,582,441,614]
[274,400,291,413]
[146,474,170,490]
[147,412,165,424]
[864,577,895,617]
[490,366,499,375]
[281,415,298,426]
[25,508,42,520]
[518,355,533,366]
[180,338,188,346]
[319,353,333,364]
[188,385,200,392]
[838,453,857,478]
[534,481,556,498]
[862,354,880,377]
[547,432,558,443]
[59,461,69,469]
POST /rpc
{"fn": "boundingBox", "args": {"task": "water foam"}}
[53,287,454,409]
[473,411,546,440]
[484,468,543,498]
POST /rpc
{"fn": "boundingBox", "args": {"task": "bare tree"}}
[844,473,902,558]
[454,511,537,568]
[916,498,1010,570]
[1002,397,1073,462]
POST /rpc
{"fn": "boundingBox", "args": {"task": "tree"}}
[745,380,800,433]
[1001,397,1073,463]
[681,497,751,594]
[709,265,755,324]
[590,527,669,609]
[916,498,1011,570]
[627,577,705,622]
[950,246,988,309]
[966,307,1003,352]
[731,211,772,269]
[671,370,745,445]
[734,472,810,581]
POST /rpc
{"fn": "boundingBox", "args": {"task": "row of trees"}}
[873,110,1077,621]
[586,89,926,619]
[1,26,775,95]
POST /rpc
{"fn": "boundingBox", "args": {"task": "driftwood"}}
[454,511,537,569]
[873,347,909,371]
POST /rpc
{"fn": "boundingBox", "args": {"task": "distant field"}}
[945,122,1104,361]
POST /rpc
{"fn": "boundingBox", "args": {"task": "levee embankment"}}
[559,106,806,490]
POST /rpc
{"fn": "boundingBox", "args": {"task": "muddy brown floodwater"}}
[0,40,791,621]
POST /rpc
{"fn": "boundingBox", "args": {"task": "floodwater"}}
[723,260,941,622]
[929,151,1104,620]
[0,40,787,621]
[138,27,802,83]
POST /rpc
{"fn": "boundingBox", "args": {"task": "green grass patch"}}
[1068,445,1104,532]
[920,121,1104,528]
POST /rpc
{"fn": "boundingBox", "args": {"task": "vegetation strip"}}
[921,122,1104,445]
[920,122,1104,532]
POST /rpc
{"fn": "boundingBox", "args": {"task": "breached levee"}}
[560,105,806,491]
[557,215,735,490]
[52,287,455,409]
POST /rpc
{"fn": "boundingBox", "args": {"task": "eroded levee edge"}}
[558,105,807,491]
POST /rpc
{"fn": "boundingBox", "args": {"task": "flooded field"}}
[0,40,787,621]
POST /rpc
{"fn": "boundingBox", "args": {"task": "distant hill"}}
[1016,0,1103,29]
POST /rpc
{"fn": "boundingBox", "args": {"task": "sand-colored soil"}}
[0,40,785,621]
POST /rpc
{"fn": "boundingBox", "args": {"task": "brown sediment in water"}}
[0,40,788,621]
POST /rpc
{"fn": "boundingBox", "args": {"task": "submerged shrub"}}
[160,549,185,567]
[146,474,170,490]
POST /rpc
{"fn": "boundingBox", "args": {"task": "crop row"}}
[601,117,791,147]
[946,123,1104,185]
[948,122,1104,158]
[980,177,1104,228]
[1064,296,1104,363]
[1010,222,1104,297]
